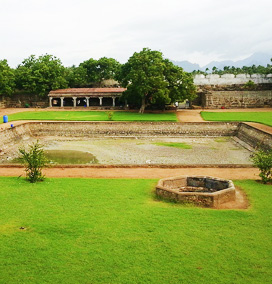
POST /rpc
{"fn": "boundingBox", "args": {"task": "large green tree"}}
[15,54,67,97]
[65,65,87,88]
[0,59,15,96]
[79,57,121,87]
[117,48,196,113]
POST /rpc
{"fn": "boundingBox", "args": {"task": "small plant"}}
[244,80,256,90]
[18,141,48,183]
[251,148,272,184]
[107,111,114,121]
[25,103,30,108]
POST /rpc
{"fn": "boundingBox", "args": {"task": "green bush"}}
[107,111,114,121]
[18,141,48,183]
[251,149,272,184]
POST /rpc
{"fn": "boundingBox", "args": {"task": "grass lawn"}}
[153,142,192,149]
[201,111,272,127]
[2,111,178,123]
[0,177,271,284]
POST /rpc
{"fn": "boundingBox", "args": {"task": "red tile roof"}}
[49,88,126,94]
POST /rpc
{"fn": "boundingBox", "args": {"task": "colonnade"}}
[49,96,117,107]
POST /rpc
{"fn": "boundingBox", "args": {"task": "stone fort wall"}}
[194,74,272,85]
[194,74,272,108]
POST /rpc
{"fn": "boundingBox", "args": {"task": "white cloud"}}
[0,0,271,67]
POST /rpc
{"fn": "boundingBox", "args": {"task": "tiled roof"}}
[49,88,126,94]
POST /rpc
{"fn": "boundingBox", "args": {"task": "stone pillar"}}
[73,97,77,107]
[86,97,90,107]
[60,97,64,107]
[112,97,116,107]
[99,97,103,106]
[49,97,53,107]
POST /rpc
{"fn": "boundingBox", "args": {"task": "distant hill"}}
[172,52,272,72]
[171,60,200,72]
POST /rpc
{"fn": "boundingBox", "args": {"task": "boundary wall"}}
[194,74,272,85]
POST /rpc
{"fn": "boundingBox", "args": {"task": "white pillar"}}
[86,97,90,107]
[99,97,103,106]
[73,97,77,107]
[49,97,53,107]
[60,97,64,107]
[112,97,116,107]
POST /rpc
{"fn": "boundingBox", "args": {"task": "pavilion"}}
[48,88,126,108]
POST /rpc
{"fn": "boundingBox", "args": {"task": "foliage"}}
[0,59,15,96]
[0,178,271,283]
[201,111,272,127]
[79,57,121,86]
[18,141,48,183]
[64,65,87,87]
[107,111,114,120]
[192,60,272,75]
[251,149,272,183]
[4,110,177,122]
[243,80,256,89]
[117,48,196,113]
[15,54,68,97]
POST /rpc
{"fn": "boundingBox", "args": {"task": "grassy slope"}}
[0,177,271,284]
[2,111,178,122]
[201,111,272,127]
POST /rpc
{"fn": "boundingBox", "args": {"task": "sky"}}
[0,0,271,67]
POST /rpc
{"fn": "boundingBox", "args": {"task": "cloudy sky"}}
[0,0,271,67]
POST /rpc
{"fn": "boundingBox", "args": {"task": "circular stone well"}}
[156,176,236,208]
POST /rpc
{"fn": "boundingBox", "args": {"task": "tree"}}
[117,48,196,113]
[15,54,68,97]
[212,66,218,74]
[65,65,87,88]
[18,141,48,183]
[251,149,272,184]
[0,59,15,96]
[79,57,121,87]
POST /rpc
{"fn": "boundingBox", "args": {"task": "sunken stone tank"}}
[156,176,236,208]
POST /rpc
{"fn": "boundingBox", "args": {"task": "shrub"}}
[251,149,272,184]
[18,141,48,183]
[244,80,256,90]
[107,111,114,121]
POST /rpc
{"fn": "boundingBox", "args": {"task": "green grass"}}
[201,111,272,127]
[0,177,271,283]
[153,142,192,149]
[2,111,178,122]
[214,137,230,143]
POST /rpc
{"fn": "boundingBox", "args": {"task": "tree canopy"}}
[79,57,121,87]
[15,54,68,97]
[117,48,196,113]
[193,59,272,75]
[0,59,15,96]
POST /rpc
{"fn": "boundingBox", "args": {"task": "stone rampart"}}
[0,94,48,108]
[202,90,272,108]
[194,74,272,85]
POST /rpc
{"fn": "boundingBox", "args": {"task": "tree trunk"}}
[139,97,146,113]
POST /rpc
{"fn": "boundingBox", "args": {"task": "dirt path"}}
[176,109,205,122]
[0,166,259,180]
